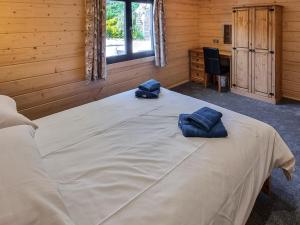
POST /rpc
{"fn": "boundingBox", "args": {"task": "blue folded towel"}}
[138,79,161,92]
[187,107,223,131]
[178,114,227,138]
[135,89,160,99]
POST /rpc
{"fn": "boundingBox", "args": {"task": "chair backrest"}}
[203,47,221,75]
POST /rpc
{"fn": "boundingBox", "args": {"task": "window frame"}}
[106,0,155,64]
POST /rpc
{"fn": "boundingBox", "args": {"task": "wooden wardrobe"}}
[231,5,282,103]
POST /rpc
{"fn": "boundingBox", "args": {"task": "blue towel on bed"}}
[187,107,223,131]
[135,89,160,99]
[138,79,161,92]
[178,114,227,138]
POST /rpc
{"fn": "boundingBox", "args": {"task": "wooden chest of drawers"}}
[189,48,205,83]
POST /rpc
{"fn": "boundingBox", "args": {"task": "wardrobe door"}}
[232,8,251,91]
[252,7,273,97]
[234,8,250,48]
[233,49,251,91]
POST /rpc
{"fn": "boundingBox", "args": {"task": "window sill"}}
[107,56,155,70]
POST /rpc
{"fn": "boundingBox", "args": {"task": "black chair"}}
[203,47,230,92]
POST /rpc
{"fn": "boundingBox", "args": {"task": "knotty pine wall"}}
[0,0,200,119]
[198,0,300,101]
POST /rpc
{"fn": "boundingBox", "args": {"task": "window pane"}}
[132,2,153,53]
[106,0,126,57]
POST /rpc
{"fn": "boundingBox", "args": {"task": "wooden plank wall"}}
[0,0,200,119]
[198,0,300,101]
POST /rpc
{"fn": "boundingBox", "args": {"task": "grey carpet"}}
[171,82,300,225]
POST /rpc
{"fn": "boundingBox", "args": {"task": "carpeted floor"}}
[172,82,300,225]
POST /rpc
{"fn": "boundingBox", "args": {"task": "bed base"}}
[261,176,272,196]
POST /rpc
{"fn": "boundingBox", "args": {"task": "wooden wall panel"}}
[0,0,200,119]
[198,0,300,100]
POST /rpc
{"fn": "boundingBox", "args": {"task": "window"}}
[106,0,154,64]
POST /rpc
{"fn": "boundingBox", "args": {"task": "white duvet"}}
[34,88,295,225]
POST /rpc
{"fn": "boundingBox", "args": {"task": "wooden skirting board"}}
[167,79,190,89]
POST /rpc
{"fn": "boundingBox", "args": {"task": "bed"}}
[33,88,295,225]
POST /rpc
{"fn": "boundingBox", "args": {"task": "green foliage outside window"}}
[131,2,144,40]
[106,17,124,38]
[106,1,145,40]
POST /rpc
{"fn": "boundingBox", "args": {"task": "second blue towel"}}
[179,114,228,138]
[138,79,161,92]
[135,89,160,99]
[187,107,223,131]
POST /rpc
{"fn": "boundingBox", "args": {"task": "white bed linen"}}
[35,88,295,225]
[0,125,74,225]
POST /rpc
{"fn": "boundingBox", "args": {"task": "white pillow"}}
[0,95,38,129]
[0,95,16,109]
[0,125,75,225]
